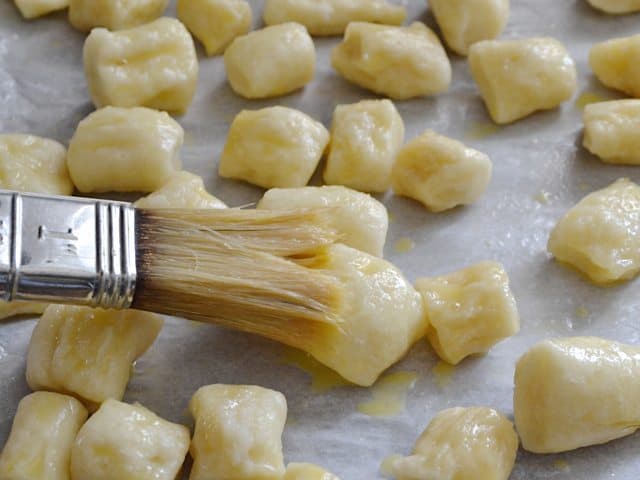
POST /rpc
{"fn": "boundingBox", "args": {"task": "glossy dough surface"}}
[514,337,640,453]
[587,0,640,13]
[83,17,198,113]
[189,384,287,480]
[583,100,640,165]
[416,261,520,365]
[69,0,167,31]
[13,0,67,18]
[331,22,451,100]
[469,37,577,124]
[285,463,341,480]
[548,178,640,284]
[134,170,227,209]
[590,34,640,97]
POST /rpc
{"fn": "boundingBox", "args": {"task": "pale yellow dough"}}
[304,244,427,386]
[83,17,198,114]
[177,0,252,56]
[285,463,341,480]
[135,171,227,209]
[258,186,388,257]
[391,130,492,212]
[13,0,68,18]
[71,399,190,480]
[26,305,163,410]
[263,0,405,36]
[590,34,640,98]
[332,22,451,100]
[189,384,287,480]
[67,106,183,193]
[515,337,640,453]
[587,0,640,13]
[0,392,87,480]
[416,261,519,365]
[219,106,329,188]
[224,23,316,99]
[69,0,168,31]
[548,178,640,284]
[390,407,518,480]
[583,100,640,165]
[324,99,405,193]
[0,134,73,195]
[469,37,577,124]
[429,0,510,55]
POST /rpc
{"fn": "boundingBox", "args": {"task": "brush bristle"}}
[131,208,343,350]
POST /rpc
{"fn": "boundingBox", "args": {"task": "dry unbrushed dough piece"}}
[69,0,167,31]
[135,171,227,209]
[415,261,519,365]
[26,305,163,410]
[429,0,510,55]
[224,23,315,99]
[0,134,73,195]
[258,186,388,257]
[515,337,640,453]
[390,407,518,480]
[219,106,329,188]
[331,22,451,100]
[391,130,492,212]
[13,0,67,18]
[304,243,427,386]
[0,392,88,480]
[67,106,183,193]
[263,0,405,36]
[71,399,189,480]
[583,100,640,165]
[323,99,404,193]
[590,34,640,98]
[586,0,640,13]
[548,178,640,284]
[285,463,341,480]
[469,37,577,124]
[177,0,252,56]
[83,17,198,114]
[189,384,287,480]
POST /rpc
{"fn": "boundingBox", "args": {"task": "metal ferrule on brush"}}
[0,190,136,309]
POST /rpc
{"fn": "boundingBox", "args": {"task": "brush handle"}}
[0,190,136,309]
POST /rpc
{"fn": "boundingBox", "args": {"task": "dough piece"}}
[514,337,640,453]
[189,384,287,480]
[304,244,427,386]
[590,34,640,98]
[583,100,640,165]
[469,37,577,124]
[71,399,189,480]
[13,0,67,18]
[134,171,227,209]
[547,178,640,284]
[587,0,640,13]
[219,106,329,188]
[429,0,510,55]
[415,261,519,365]
[391,130,492,212]
[0,134,73,195]
[177,0,252,56]
[285,463,340,480]
[390,407,518,480]
[224,23,315,99]
[331,22,451,100]
[26,305,163,410]
[67,106,183,193]
[263,0,405,36]
[0,301,48,321]
[0,392,88,480]
[323,99,404,193]
[258,186,388,257]
[83,17,198,114]
[69,0,167,31]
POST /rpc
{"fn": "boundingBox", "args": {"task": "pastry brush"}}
[0,190,343,350]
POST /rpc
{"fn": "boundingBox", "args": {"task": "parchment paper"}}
[1,1,640,478]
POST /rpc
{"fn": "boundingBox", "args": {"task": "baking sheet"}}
[1,1,640,478]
